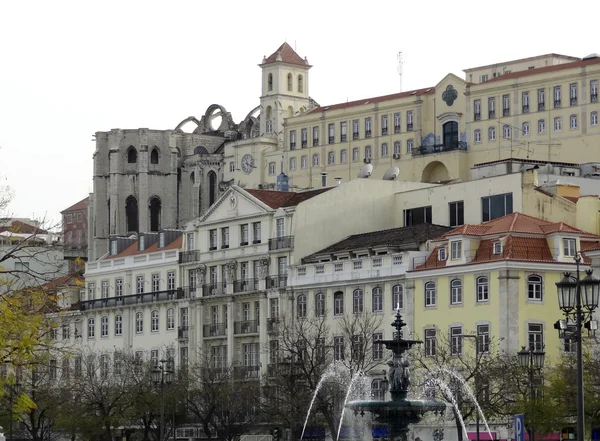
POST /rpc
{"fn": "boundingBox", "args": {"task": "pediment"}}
[196,186,272,226]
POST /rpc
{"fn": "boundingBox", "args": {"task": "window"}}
[406,111,413,131]
[538,88,545,111]
[474,99,481,120]
[267,73,273,91]
[404,205,432,226]
[101,280,109,299]
[312,126,319,146]
[167,308,175,330]
[352,119,359,139]
[334,291,344,315]
[352,335,365,360]
[228,161,235,172]
[115,315,122,336]
[528,323,544,351]
[522,122,530,136]
[591,80,599,102]
[101,316,108,337]
[353,289,364,314]
[300,155,308,168]
[77,230,82,245]
[135,312,144,333]
[477,324,490,353]
[563,238,577,257]
[127,147,137,163]
[425,282,436,307]
[334,262,343,272]
[381,143,388,157]
[266,119,273,133]
[425,329,436,356]
[328,151,335,165]
[502,94,510,116]
[450,279,462,304]
[392,285,403,310]
[570,83,577,105]
[297,294,307,318]
[538,119,546,133]
[393,141,401,155]
[553,117,562,132]
[209,229,217,249]
[66,214,73,224]
[570,114,578,130]
[328,123,335,144]
[268,162,276,175]
[221,227,229,248]
[66,231,72,244]
[522,92,530,113]
[365,146,372,160]
[372,287,383,312]
[334,336,345,361]
[340,121,347,142]
[480,74,488,82]
[438,247,447,261]
[352,147,359,161]
[289,157,296,171]
[243,343,260,366]
[312,154,320,167]
[340,149,347,163]
[554,86,561,108]
[287,73,292,91]
[252,221,261,243]
[151,310,159,332]
[450,241,462,260]
[488,97,496,118]
[298,75,303,93]
[365,117,372,137]
[476,276,489,302]
[152,273,160,292]
[449,201,464,227]
[592,111,599,127]
[493,242,502,255]
[372,333,383,361]
[406,139,413,153]
[450,326,463,355]
[503,124,511,139]
[527,275,543,300]
[315,293,325,317]
[276,218,284,238]
[488,126,496,141]
[474,129,481,143]
[394,112,401,132]
[62,323,70,340]
[289,130,296,149]
[87,318,95,339]
[481,193,513,221]
[301,128,308,147]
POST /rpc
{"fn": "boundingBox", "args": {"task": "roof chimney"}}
[321,172,327,188]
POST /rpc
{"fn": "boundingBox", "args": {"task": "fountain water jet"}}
[336,371,363,441]
[300,363,340,441]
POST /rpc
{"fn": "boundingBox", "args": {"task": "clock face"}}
[241,154,254,174]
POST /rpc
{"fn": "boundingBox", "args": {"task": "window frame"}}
[476,276,489,302]
[424,281,436,307]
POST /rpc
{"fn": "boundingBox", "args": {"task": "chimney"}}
[335,177,342,185]
[321,172,327,188]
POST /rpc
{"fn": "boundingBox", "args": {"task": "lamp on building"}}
[555,253,600,441]
[152,359,173,441]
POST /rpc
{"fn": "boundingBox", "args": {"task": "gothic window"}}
[127,146,137,164]
[193,146,208,155]
[150,147,159,164]
[268,73,273,91]
[125,196,138,233]
[443,121,459,149]
[149,196,162,232]
[298,74,304,93]
[208,171,217,206]
[287,73,293,91]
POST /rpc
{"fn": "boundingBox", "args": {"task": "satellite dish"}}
[357,164,373,179]
[383,166,400,181]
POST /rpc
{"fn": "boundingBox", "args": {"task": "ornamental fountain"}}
[345,310,447,441]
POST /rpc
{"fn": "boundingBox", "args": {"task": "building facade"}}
[61,197,89,261]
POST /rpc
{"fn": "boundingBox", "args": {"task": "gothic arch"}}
[208,171,217,206]
[125,196,139,233]
[174,116,202,133]
[194,146,209,155]
[150,147,160,164]
[127,146,137,164]
[148,196,162,232]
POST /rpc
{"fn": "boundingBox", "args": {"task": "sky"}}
[1,0,598,227]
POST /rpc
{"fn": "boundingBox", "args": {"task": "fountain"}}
[345,310,447,441]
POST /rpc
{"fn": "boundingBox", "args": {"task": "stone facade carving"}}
[225,260,238,282]
[258,255,271,279]
[196,264,207,285]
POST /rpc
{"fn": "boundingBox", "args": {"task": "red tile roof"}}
[262,43,308,67]
[308,88,436,114]
[105,236,183,259]
[482,56,600,84]
[42,272,84,291]
[246,187,332,209]
[0,220,48,235]
[61,197,89,213]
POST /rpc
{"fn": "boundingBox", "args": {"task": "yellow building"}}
[406,212,600,363]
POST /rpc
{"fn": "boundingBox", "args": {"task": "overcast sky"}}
[1,0,597,226]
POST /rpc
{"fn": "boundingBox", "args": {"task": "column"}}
[259,293,269,372]
[227,297,235,365]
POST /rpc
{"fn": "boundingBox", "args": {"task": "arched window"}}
[450,279,462,304]
[365,146,372,160]
[527,275,543,300]
[393,141,401,155]
[289,157,296,171]
[190,171,195,184]
[208,171,217,206]
[297,294,307,318]
[135,312,143,333]
[372,379,386,400]
[312,153,320,167]
[353,289,364,314]
[194,145,208,155]
[151,310,159,332]
[127,146,137,164]
[87,318,95,339]
[229,161,235,173]
[301,156,307,169]
[125,196,138,233]
[392,285,404,310]
[328,151,335,165]
[522,122,530,136]
[352,147,359,161]
[267,73,273,91]
[381,143,388,157]
[476,276,489,302]
[443,121,459,149]
[591,111,598,126]
[424,282,436,307]
[166,308,175,330]
[114,315,123,336]
[298,74,304,93]
[372,287,383,312]
[287,73,293,91]
[570,114,578,129]
[315,292,325,317]
[503,124,511,139]
[474,128,481,143]
[334,291,344,315]
[101,316,108,337]
[150,147,159,164]
[488,126,496,140]
[149,196,162,232]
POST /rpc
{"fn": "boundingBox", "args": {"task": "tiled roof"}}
[0,220,48,235]
[308,88,435,114]
[105,236,183,260]
[246,187,332,209]
[42,272,84,291]
[303,224,452,262]
[61,197,89,213]
[482,56,600,84]
[262,43,307,67]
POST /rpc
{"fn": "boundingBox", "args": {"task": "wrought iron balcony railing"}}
[268,236,294,250]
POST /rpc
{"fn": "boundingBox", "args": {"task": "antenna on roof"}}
[397,52,405,92]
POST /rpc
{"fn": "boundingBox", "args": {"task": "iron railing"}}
[233,278,259,293]
[179,250,201,264]
[234,320,259,334]
[268,236,294,250]
[203,323,227,337]
[266,275,287,289]
[412,141,467,156]
[80,288,185,311]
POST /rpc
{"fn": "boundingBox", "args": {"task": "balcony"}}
[394,125,401,133]
[412,141,467,156]
[268,236,294,250]
[234,320,259,334]
[341,134,347,142]
[592,94,598,103]
[312,139,319,146]
[233,278,259,293]
[202,282,226,297]
[328,136,334,144]
[79,288,186,311]
[365,130,372,138]
[178,326,189,340]
[203,323,227,337]
[570,97,577,106]
[474,113,481,121]
[538,103,545,111]
[266,275,287,289]
[406,123,413,131]
[554,100,561,108]
[301,140,307,148]
[267,318,279,333]
[488,110,495,119]
[353,132,359,140]
[234,365,260,379]
[503,108,510,116]
[382,127,388,135]
[290,142,296,150]
[522,105,529,113]
[179,250,201,264]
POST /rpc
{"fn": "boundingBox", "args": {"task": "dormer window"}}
[450,240,462,260]
[563,238,577,257]
[438,248,447,261]
[110,240,118,256]
[493,242,503,255]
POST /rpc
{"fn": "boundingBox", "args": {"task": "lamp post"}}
[152,359,173,441]
[517,346,545,441]
[555,253,600,441]
[460,334,481,441]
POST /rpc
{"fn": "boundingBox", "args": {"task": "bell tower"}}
[259,43,312,137]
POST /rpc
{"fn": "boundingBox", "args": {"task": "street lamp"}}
[152,359,173,441]
[517,346,545,441]
[555,254,600,441]
[461,334,481,441]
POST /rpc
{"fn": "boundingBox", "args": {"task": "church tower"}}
[259,43,312,137]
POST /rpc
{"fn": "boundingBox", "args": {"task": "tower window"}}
[298,74,304,93]
[208,171,217,206]
[150,147,159,164]
[268,73,273,91]
[127,146,137,164]
[125,196,138,233]
[149,197,162,232]
[287,73,292,91]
